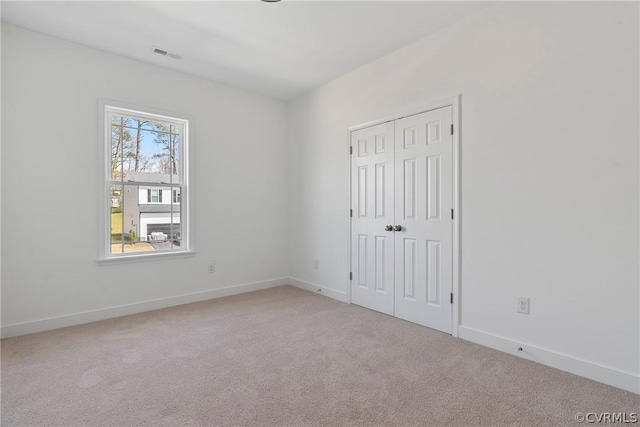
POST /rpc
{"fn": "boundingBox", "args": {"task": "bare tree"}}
[152,123,179,175]
[111,116,133,178]
[133,119,151,172]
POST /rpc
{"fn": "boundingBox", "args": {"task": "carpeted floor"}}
[2,285,638,426]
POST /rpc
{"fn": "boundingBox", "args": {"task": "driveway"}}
[149,240,180,251]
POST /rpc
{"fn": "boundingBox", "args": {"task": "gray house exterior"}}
[122,172,181,242]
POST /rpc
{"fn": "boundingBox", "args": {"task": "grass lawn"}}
[111,242,155,253]
[111,212,123,241]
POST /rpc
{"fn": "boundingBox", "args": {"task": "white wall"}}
[1,24,289,333]
[287,2,639,387]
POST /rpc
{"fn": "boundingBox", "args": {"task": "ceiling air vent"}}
[152,47,182,60]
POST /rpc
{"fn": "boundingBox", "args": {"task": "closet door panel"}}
[350,122,395,315]
[394,107,453,333]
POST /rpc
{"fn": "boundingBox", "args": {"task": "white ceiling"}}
[1,1,490,100]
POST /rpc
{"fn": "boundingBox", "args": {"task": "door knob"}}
[384,225,393,231]
[393,225,402,232]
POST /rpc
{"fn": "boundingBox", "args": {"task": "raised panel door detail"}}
[404,159,416,220]
[426,240,441,306]
[375,163,386,218]
[375,135,386,154]
[375,236,386,292]
[403,238,416,300]
[393,105,453,334]
[358,138,368,157]
[403,127,417,149]
[358,165,367,218]
[427,155,440,220]
[358,235,368,288]
[351,120,395,317]
[427,121,441,145]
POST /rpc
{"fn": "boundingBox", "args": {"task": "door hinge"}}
[450,124,454,135]
[450,293,454,304]
[350,209,353,217]
[350,146,353,155]
[451,209,454,220]
[350,272,353,280]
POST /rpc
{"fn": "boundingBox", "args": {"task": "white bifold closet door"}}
[350,106,453,334]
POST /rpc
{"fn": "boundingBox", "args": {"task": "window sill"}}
[97,250,195,265]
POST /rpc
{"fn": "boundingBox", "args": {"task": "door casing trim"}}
[346,95,461,337]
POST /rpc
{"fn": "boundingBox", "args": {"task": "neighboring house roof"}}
[125,171,179,184]
[139,205,180,213]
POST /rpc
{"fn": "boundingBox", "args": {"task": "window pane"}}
[130,125,156,174]
[169,192,182,250]
[170,126,180,177]
[110,184,124,253]
[147,125,180,177]
[111,116,132,181]
[111,116,181,181]
[109,183,158,255]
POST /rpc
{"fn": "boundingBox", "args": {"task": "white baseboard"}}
[1,277,289,339]
[459,325,640,395]
[288,277,349,303]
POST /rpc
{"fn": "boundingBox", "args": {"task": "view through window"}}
[106,106,188,257]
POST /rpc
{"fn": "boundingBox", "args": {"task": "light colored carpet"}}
[2,285,638,426]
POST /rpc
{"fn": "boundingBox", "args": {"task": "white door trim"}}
[346,95,461,338]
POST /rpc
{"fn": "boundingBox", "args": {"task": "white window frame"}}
[98,100,194,262]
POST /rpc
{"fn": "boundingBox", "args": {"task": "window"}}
[102,104,189,259]
[147,189,162,203]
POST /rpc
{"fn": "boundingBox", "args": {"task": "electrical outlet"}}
[208,263,215,274]
[313,259,319,269]
[517,297,530,314]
